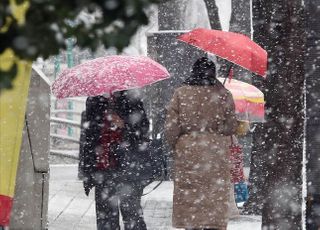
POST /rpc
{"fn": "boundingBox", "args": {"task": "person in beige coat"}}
[165,57,238,230]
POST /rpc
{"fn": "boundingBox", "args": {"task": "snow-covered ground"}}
[48,165,261,230]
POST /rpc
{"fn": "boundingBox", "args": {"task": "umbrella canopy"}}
[217,78,265,122]
[52,55,170,99]
[178,28,268,77]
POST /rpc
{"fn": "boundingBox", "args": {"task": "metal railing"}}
[50,116,81,159]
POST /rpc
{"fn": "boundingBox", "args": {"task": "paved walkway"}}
[48,165,261,230]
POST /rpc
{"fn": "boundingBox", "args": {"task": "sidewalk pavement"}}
[48,165,261,230]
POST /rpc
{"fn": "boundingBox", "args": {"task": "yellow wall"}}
[0,0,32,226]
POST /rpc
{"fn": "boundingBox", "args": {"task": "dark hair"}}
[184,57,217,86]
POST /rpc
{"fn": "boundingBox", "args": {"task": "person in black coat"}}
[114,90,150,146]
[79,92,149,230]
[80,96,108,191]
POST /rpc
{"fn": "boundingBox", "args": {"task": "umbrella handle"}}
[223,63,234,85]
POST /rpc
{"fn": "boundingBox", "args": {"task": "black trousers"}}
[95,180,147,230]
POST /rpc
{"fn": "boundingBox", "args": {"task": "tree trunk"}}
[248,1,305,229]
[229,0,251,36]
[305,0,320,228]
[203,0,221,30]
[229,0,252,83]
[242,0,269,215]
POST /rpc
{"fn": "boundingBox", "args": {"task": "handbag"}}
[229,136,245,183]
[229,136,249,203]
[116,138,166,186]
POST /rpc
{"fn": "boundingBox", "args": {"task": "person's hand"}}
[236,120,250,136]
[83,174,95,196]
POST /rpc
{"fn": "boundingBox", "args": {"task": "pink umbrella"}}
[217,78,265,122]
[52,56,170,99]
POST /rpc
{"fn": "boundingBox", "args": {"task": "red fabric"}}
[229,141,245,183]
[96,111,122,170]
[0,195,13,226]
[178,28,267,77]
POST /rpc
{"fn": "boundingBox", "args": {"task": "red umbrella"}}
[177,28,267,77]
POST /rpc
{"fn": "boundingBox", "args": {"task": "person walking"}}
[79,92,149,230]
[165,57,238,230]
